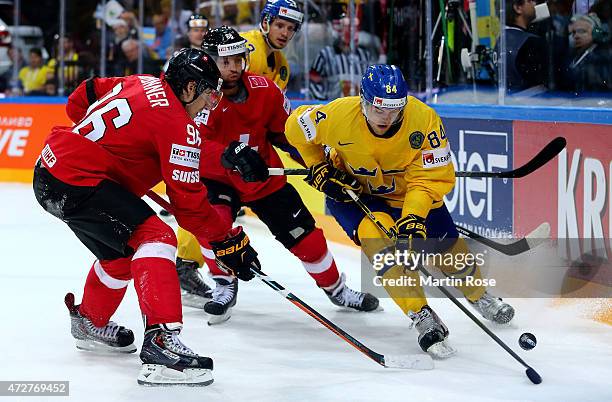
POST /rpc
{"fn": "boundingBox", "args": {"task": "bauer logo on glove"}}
[305,161,361,202]
[214,234,250,257]
[395,214,427,239]
[209,226,260,281]
[221,140,270,183]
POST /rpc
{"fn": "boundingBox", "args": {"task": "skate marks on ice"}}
[2,185,612,401]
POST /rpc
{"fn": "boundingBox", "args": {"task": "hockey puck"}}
[519,332,537,350]
[525,367,542,384]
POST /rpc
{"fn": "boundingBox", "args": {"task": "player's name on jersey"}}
[373,275,497,288]
[138,75,169,108]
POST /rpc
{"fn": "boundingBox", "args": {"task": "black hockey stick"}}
[249,266,433,370]
[144,190,433,370]
[268,136,567,178]
[455,223,550,256]
[148,189,546,255]
[344,188,543,384]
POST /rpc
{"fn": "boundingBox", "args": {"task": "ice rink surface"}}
[1,183,611,402]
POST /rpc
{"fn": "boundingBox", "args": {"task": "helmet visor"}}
[196,77,224,110]
[200,87,224,110]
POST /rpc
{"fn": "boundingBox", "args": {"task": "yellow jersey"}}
[241,29,290,90]
[18,65,52,94]
[285,96,455,219]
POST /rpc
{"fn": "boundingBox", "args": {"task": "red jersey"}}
[40,75,231,242]
[196,72,290,202]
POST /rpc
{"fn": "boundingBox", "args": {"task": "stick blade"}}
[510,136,566,178]
[525,222,551,250]
[383,354,434,370]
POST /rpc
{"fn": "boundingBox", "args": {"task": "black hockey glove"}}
[305,161,362,202]
[221,141,269,182]
[209,226,260,281]
[394,214,427,254]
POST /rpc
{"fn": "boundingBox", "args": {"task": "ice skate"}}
[468,291,515,324]
[204,276,238,325]
[408,305,456,358]
[65,293,136,354]
[177,258,212,309]
[324,273,380,312]
[138,323,213,386]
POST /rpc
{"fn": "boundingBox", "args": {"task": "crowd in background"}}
[0,0,610,102]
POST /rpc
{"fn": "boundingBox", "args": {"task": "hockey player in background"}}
[240,0,303,90]
[180,13,209,49]
[283,65,515,357]
[174,26,379,324]
[32,48,261,386]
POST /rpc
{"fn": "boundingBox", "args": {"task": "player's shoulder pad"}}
[240,29,259,46]
[321,96,360,119]
[292,102,332,142]
[406,95,437,116]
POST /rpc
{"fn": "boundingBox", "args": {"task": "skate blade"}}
[492,308,515,325]
[181,291,211,310]
[207,309,232,326]
[426,340,456,359]
[137,364,213,387]
[336,304,384,313]
[383,354,434,370]
[75,339,137,354]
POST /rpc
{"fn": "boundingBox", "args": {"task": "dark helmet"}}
[164,48,222,100]
[201,26,248,59]
[187,13,209,30]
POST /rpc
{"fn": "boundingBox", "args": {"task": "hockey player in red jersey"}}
[174,26,379,324]
[33,48,261,386]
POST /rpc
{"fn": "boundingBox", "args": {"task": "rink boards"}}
[1,98,611,314]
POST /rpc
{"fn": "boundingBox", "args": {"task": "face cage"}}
[360,97,405,127]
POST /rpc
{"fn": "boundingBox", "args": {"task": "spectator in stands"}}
[176,13,209,49]
[546,0,575,91]
[565,13,612,92]
[590,0,612,31]
[501,0,548,92]
[151,14,173,61]
[108,19,131,76]
[119,39,162,76]
[119,10,140,39]
[309,11,371,100]
[44,79,57,96]
[18,48,52,95]
[0,46,24,93]
[47,36,81,93]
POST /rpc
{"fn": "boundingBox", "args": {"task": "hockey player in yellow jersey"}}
[174,0,303,307]
[285,65,515,357]
[240,0,303,90]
